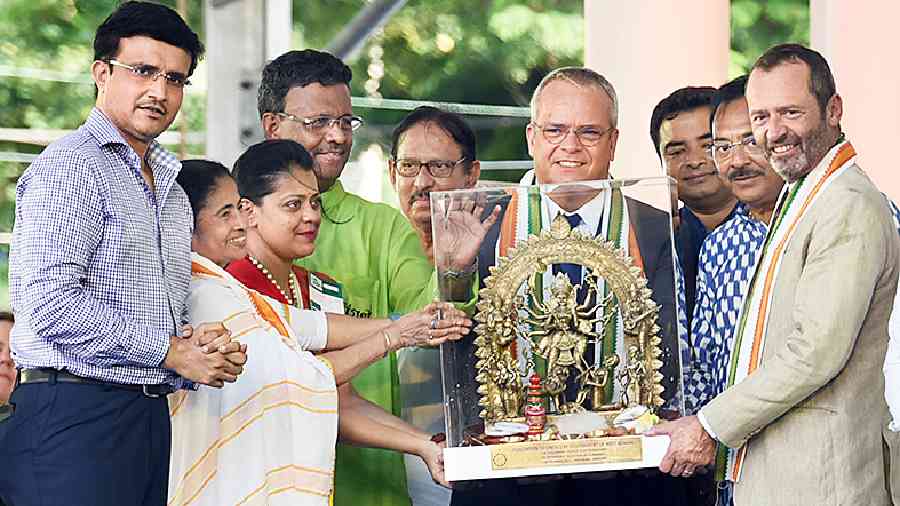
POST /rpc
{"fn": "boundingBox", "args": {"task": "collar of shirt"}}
[733,201,753,221]
[324,179,348,203]
[732,201,771,229]
[84,108,181,207]
[545,190,605,236]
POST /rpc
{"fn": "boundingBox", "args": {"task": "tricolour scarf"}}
[717,141,857,482]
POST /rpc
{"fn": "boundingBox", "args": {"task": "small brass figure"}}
[575,354,620,410]
[619,344,647,408]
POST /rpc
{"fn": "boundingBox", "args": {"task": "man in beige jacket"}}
[648,43,899,505]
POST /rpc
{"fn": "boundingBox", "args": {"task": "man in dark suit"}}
[448,67,684,506]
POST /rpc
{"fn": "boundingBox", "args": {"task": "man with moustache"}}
[650,44,899,505]
[0,3,246,505]
[688,75,784,506]
[688,75,784,419]
[650,94,736,463]
[388,106,493,506]
[258,50,456,506]
[450,66,683,506]
[651,88,736,333]
[389,106,482,266]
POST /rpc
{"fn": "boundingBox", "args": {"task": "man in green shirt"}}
[258,49,445,506]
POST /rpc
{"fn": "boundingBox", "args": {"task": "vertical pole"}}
[584,2,730,181]
[177,0,188,159]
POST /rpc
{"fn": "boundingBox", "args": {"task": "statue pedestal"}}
[443,434,670,481]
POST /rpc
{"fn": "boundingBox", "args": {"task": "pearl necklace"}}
[247,255,302,308]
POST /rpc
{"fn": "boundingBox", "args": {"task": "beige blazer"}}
[701,165,900,506]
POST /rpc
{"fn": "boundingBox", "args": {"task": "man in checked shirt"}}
[0,3,247,506]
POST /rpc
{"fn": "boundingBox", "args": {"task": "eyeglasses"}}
[277,113,364,133]
[531,123,615,147]
[393,157,467,178]
[709,136,765,164]
[106,60,191,88]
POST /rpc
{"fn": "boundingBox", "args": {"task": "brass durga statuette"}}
[473,215,665,425]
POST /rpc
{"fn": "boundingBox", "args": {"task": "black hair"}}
[752,43,836,115]
[93,1,204,76]
[0,311,12,323]
[177,160,233,227]
[233,140,316,204]
[390,106,477,170]
[257,49,353,117]
[650,86,716,157]
[710,75,750,128]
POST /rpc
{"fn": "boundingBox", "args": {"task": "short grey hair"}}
[529,67,619,128]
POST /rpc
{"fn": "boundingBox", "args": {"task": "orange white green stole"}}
[718,141,857,482]
[498,174,643,403]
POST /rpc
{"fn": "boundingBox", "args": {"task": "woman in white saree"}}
[168,158,468,506]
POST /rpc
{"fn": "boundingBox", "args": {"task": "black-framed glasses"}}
[531,123,615,147]
[277,113,364,133]
[107,59,191,88]
[393,157,467,178]
[709,136,765,164]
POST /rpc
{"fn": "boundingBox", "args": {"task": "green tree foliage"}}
[298,0,583,179]
[730,0,809,77]
[0,0,810,307]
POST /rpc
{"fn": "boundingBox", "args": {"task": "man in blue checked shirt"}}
[681,75,784,506]
[686,75,785,418]
[0,3,246,506]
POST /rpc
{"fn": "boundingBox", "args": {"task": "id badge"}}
[309,272,345,314]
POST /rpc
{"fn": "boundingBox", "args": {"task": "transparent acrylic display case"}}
[431,177,684,481]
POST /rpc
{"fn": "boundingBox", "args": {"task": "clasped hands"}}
[646,415,717,478]
[163,322,248,388]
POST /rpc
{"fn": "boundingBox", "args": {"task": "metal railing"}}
[0,66,536,247]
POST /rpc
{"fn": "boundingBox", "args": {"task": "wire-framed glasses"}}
[107,59,191,88]
[531,123,615,147]
[277,113,364,133]
[709,136,765,165]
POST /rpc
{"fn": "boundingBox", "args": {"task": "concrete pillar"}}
[811,0,900,201]
[584,2,730,181]
[205,0,292,167]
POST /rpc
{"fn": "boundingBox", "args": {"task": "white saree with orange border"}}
[168,253,337,506]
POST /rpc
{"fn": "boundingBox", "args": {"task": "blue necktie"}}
[554,213,583,289]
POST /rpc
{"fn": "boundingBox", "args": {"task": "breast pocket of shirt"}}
[104,179,155,253]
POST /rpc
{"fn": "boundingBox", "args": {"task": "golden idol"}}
[473,215,665,431]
